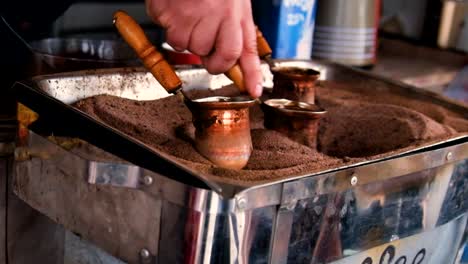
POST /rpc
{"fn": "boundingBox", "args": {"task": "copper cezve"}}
[262,99,326,149]
[185,96,256,170]
[271,67,320,104]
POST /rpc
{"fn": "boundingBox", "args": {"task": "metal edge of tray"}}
[15,129,228,213]
[13,129,468,263]
[13,79,223,193]
[234,60,468,204]
[235,137,468,211]
[29,64,266,104]
[15,128,468,213]
[340,62,468,116]
[21,60,468,199]
[29,59,468,113]
[23,63,277,198]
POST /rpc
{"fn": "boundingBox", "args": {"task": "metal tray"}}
[12,61,468,264]
[15,61,468,195]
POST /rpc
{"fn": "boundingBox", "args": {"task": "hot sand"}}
[74,81,468,182]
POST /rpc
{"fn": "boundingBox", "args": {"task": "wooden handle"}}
[255,27,272,59]
[113,10,182,93]
[225,64,246,93]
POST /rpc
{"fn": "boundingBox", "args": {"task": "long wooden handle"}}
[113,10,182,93]
[255,27,272,59]
[225,64,246,93]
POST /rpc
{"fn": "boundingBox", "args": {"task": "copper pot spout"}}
[185,96,256,170]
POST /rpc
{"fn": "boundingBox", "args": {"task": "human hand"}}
[146,0,263,98]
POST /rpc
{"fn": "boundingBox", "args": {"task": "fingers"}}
[145,0,263,98]
[202,17,243,74]
[239,42,262,98]
[165,23,196,52]
[145,0,152,19]
[149,1,201,52]
[145,0,168,26]
[189,16,221,56]
[164,7,201,51]
[239,3,263,98]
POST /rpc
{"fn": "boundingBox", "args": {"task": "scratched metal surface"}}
[12,61,468,263]
[64,231,124,264]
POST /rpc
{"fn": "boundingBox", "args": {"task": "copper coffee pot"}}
[255,28,325,148]
[185,96,256,170]
[271,67,320,104]
[262,99,326,149]
[113,10,255,169]
[255,27,320,104]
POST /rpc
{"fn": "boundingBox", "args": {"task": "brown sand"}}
[318,103,455,157]
[74,81,468,182]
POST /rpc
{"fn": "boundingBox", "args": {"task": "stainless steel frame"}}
[13,61,468,264]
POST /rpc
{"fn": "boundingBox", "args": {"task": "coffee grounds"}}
[74,94,211,164]
[318,103,455,157]
[74,81,468,183]
[246,129,320,170]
